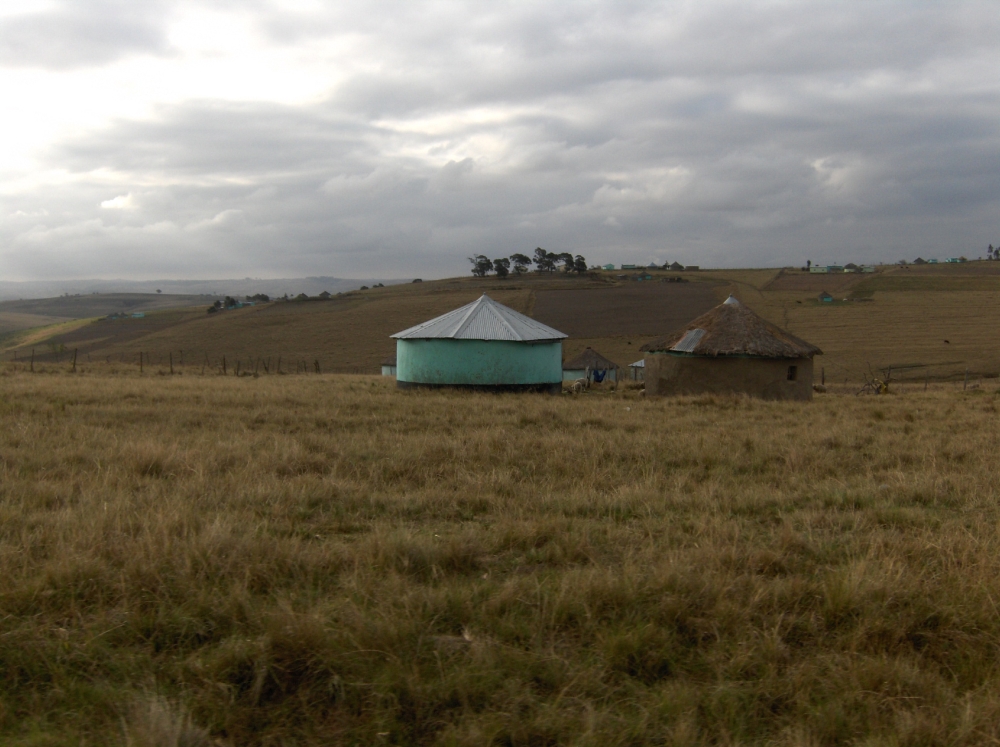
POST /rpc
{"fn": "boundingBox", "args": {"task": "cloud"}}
[2,0,1000,280]
[0,1,171,69]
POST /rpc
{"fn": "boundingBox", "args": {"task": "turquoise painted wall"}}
[397,339,562,385]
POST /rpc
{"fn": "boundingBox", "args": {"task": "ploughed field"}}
[2,369,1000,745]
[531,282,719,337]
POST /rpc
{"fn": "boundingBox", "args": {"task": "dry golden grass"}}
[2,367,1000,745]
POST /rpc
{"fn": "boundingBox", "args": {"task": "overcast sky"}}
[1,0,998,281]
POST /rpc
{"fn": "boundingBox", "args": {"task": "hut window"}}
[787,365,798,381]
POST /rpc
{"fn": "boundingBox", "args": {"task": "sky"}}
[1,0,998,281]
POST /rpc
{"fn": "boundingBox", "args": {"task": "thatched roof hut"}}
[640,296,821,400]
[563,347,621,382]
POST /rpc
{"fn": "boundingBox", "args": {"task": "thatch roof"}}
[640,296,822,359]
[563,347,619,370]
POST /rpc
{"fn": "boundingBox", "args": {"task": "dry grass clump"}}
[0,369,999,745]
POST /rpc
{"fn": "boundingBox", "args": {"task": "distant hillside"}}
[5,263,1000,384]
[0,276,411,302]
[0,293,217,339]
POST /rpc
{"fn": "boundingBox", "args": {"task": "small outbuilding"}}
[628,359,644,381]
[381,356,397,376]
[640,295,822,401]
[818,292,833,303]
[390,294,567,393]
[563,347,621,383]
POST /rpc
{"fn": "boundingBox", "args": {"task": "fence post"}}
[964,368,969,390]
[72,348,77,373]
[223,356,227,375]
[139,352,143,374]
[30,349,34,372]
[169,352,174,375]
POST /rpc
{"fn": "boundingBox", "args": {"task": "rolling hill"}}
[6,263,1000,385]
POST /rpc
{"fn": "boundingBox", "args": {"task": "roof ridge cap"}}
[451,294,488,337]
[481,295,522,340]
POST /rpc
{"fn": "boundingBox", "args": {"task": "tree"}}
[556,252,574,272]
[807,260,812,269]
[469,254,493,277]
[533,247,552,272]
[224,296,238,308]
[989,244,996,260]
[573,255,588,274]
[510,253,532,275]
[493,257,511,279]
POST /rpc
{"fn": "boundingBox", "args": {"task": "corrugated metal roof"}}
[671,328,707,353]
[629,359,645,368]
[391,294,567,341]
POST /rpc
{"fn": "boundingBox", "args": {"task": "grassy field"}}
[1,368,1000,745]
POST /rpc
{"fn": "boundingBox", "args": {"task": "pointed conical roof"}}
[391,294,567,342]
[640,295,821,358]
[563,347,619,370]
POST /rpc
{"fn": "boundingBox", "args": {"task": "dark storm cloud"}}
[4,0,1000,280]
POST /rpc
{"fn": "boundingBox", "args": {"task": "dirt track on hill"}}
[531,281,719,337]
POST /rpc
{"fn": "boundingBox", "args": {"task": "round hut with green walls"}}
[390,294,567,394]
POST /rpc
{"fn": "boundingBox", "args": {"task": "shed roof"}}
[391,294,567,342]
[563,347,619,370]
[640,295,822,358]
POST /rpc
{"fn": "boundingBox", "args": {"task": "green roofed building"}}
[391,294,567,393]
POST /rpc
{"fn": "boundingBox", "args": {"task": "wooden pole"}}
[821,367,825,386]
[71,348,77,373]
[964,368,969,390]
[139,352,143,374]
[169,352,174,375]
[30,349,34,372]
[222,356,227,375]
[236,360,240,377]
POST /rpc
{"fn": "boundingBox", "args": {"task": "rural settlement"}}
[386,293,822,401]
